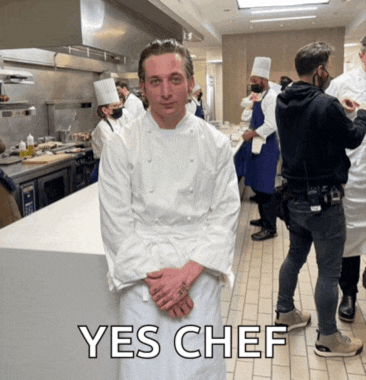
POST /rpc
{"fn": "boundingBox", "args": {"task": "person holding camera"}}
[274,41,366,357]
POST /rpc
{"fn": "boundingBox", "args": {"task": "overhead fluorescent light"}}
[344,43,358,47]
[250,15,316,22]
[237,0,329,8]
[251,6,317,13]
[207,60,223,63]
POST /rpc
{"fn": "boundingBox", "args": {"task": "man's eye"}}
[151,79,160,85]
[172,77,181,84]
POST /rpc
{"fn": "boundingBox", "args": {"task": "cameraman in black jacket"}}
[274,41,366,358]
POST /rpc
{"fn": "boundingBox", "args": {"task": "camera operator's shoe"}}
[250,219,263,227]
[338,295,356,323]
[315,331,363,357]
[251,229,277,241]
[275,308,311,332]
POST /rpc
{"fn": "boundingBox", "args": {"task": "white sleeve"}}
[240,96,252,108]
[255,92,277,139]
[186,100,197,114]
[190,139,241,286]
[98,133,159,291]
[241,108,252,122]
[91,120,114,159]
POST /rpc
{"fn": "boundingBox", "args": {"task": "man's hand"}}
[167,294,194,319]
[242,130,257,141]
[145,261,204,312]
[341,98,360,113]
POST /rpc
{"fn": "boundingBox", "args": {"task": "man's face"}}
[140,53,194,122]
[359,52,366,72]
[102,102,121,117]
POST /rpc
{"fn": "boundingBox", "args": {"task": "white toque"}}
[250,57,272,80]
[93,78,120,106]
[192,83,202,93]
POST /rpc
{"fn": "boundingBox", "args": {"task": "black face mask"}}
[251,84,264,93]
[197,92,203,101]
[111,107,123,119]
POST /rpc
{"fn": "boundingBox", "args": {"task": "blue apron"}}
[243,97,280,194]
[195,101,205,119]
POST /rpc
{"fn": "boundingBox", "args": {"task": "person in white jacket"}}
[91,78,134,182]
[116,81,146,119]
[326,35,366,323]
[241,57,280,241]
[98,39,241,380]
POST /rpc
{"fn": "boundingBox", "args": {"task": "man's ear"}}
[140,81,147,96]
[188,76,195,94]
[102,106,109,116]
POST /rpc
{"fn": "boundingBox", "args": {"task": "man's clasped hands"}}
[145,261,204,319]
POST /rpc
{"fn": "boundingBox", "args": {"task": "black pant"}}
[339,256,360,296]
[253,189,277,233]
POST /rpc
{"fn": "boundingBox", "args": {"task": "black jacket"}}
[276,81,366,188]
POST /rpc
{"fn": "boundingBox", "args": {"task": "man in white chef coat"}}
[326,35,366,323]
[98,39,241,379]
[116,81,146,119]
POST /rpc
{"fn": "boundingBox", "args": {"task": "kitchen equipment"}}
[19,182,36,216]
[22,153,71,165]
[0,156,24,165]
[0,68,36,118]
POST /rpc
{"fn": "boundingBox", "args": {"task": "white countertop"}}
[0,183,104,255]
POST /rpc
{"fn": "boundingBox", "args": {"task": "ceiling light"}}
[237,0,329,8]
[250,15,316,22]
[344,43,358,47]
[251,6,317,13]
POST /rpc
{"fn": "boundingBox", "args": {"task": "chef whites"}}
[92,78,133,160]
[326,63,366,258]
[98,110,240,379]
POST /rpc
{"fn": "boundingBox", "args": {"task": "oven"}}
[16,167,71,217]
[37,168,70,209]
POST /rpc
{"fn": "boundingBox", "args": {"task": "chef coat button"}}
[189,187,194,192]
[187,216,192,221]
[190,129,194,133]
[148,130,152,134]
[190,158,194,162]
[155,218,159,223]
[149,189,154,193]
[147,158,152,163]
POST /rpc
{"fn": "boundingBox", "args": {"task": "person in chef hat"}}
[326,35,366,324]
[241,56,280,241]
[186,83,208,120]
[91,78,133,182]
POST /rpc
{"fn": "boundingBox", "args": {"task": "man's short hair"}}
[361,35,366,54]
[116,81,129,90]
[138,39,194,83]
[294,41,335,76]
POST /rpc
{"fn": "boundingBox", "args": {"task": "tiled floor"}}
[222,188,366,380]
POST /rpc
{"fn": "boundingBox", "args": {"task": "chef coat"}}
[124,92,146,119]
[326,66,366,257]
[98,110,241,292]
[91,109,133,159]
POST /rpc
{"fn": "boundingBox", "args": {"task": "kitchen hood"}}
[0,0,184,62]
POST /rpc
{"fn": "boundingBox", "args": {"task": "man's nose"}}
[161,80,172,98]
